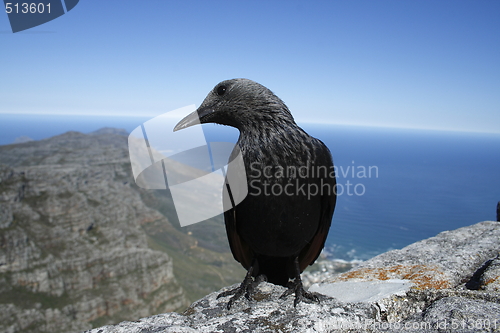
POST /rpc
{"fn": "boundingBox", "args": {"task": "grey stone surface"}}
[87,282,379,333]
[481,255,500,292]
[321,221,500,290]
[88,221,500,333]
[418,296,500,331]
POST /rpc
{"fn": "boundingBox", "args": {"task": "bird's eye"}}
[216,85,227,96]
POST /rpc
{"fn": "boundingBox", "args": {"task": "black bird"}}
[174,79,336,308]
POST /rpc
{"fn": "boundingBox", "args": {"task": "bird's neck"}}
[236,120,314,167]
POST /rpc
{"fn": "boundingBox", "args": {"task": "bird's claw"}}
[280,279,319,307]
[217,286,245,310]
[217,274,266,310]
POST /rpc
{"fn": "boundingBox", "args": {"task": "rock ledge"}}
[88,221,500,333]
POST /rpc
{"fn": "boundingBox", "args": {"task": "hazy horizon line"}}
[1,111,499,136]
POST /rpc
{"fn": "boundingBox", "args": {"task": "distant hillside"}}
[89,127,129,136]
[0,129,245,333]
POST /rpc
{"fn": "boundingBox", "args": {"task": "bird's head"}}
[174,78,295,132]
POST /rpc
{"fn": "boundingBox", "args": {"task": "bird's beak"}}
[173,106,215,132]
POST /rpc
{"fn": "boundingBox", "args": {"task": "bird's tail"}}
[255,255,292,287]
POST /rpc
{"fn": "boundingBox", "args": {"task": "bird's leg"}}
[280,257,319,307]
[217,261,266,309]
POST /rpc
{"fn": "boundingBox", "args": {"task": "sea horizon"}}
[1,113,499,261]
[2,113,500,147]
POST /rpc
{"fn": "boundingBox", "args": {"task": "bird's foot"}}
[280,278,319,307]
[217,273,266,310]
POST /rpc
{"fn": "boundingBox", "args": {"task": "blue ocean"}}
[1,114,499,261]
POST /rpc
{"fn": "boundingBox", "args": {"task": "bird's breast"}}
[232,159,333,257]
[227,130,335,257]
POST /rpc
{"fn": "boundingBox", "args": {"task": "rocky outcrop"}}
[88,221,500,333]
[0,131,190,332]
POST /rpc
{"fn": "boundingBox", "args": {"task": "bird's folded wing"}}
[224,209,253,270]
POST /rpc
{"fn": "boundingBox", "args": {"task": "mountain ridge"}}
[0,129,244,332]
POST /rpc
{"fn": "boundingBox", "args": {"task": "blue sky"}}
[1,0,499,133]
